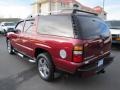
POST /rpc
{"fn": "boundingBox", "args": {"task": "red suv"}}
[6,9,113,81]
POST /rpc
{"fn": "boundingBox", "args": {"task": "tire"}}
[37,53,54,81]
[7,39,14,54]
[4,30,7,36]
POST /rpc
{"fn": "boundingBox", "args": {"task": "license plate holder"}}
[98,59,104,67]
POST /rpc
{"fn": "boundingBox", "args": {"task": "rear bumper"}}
[112,40,120,44]
[55,55,114,74]
[77,56,113,72]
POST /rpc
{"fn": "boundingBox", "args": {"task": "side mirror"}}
[14,29,21,33]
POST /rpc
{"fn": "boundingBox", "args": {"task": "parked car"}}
[6,9,113,81]
[0,22,16,34]
[106,20,120,43]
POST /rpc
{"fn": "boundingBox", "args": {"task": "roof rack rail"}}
[27,9,98,17]
[72,9,98,16]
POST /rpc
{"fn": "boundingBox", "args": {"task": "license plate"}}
[98,59,104,67]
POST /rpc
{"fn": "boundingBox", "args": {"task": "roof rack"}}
[72,9,98,16]
[27,9,98,18]
[55,9,98,16]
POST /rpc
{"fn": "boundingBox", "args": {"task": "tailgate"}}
[83,37,111,61]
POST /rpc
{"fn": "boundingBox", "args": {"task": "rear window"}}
[75,15,110,39]
[38,15,74,38]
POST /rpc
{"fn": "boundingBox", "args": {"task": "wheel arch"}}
[34,48,53,63]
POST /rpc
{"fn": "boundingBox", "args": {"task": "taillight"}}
[73,45,83,63]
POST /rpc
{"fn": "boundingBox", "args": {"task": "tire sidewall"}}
[37,53,54,81]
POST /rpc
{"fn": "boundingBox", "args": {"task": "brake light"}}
[73,45,83,63]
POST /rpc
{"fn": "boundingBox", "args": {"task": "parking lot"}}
[0,35,120,90]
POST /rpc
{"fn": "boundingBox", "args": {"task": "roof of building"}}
[94,6,107,14]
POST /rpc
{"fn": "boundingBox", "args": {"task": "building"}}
[31,0,107,20]
[94,6,107,20]
[32,0,80,15]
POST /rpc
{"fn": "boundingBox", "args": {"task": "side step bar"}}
[28,59,36,63]
[13,50,36,63]
[17,53,24,58]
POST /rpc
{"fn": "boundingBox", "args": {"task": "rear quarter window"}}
[38,15,74,38]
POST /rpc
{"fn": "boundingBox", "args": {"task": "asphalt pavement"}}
[0,35,120,90]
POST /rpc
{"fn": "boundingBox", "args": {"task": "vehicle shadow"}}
[0,66,37,90]
[48,73,113,90]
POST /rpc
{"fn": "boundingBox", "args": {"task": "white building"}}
[32,0,80,15]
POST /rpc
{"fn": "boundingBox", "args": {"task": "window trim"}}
[37,15,74,38]
[24,19,35,33]
[15,20,25,32]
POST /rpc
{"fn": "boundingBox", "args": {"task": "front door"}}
[11,21,25,52]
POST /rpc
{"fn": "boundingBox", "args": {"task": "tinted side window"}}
[38,15,73,38]
[16,21,24,32]
[24,20,35,33]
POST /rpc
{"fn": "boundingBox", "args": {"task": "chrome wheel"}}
[7,40,12,53]
[7,40,14,54]
[37,53,54,81]
[38,58,50,78]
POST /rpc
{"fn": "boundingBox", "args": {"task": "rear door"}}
[74,15,111,60]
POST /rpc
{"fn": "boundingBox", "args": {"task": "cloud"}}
[76,0,102,7]
[0,5,32,19]
[105,4,120,11]
[107,12,120,20]
[0,0,119,20]
[0,1,32,19]
[76,0,120,20]
[104,4,120,20]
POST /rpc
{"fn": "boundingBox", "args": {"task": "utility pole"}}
[103,0,105,10]
[50,0,52,15]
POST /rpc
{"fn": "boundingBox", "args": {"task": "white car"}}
[0,22,15,34]
[106,21,120,43]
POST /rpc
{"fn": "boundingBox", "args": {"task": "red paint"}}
[7,15,112,74]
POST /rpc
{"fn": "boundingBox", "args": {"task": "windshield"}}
[106,21,120,29]
[4,23,15,26]
[75,15,110,39]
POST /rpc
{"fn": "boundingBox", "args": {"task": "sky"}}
[0,0,33,18]
[77,0,120,20]
[0,0,119,20]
